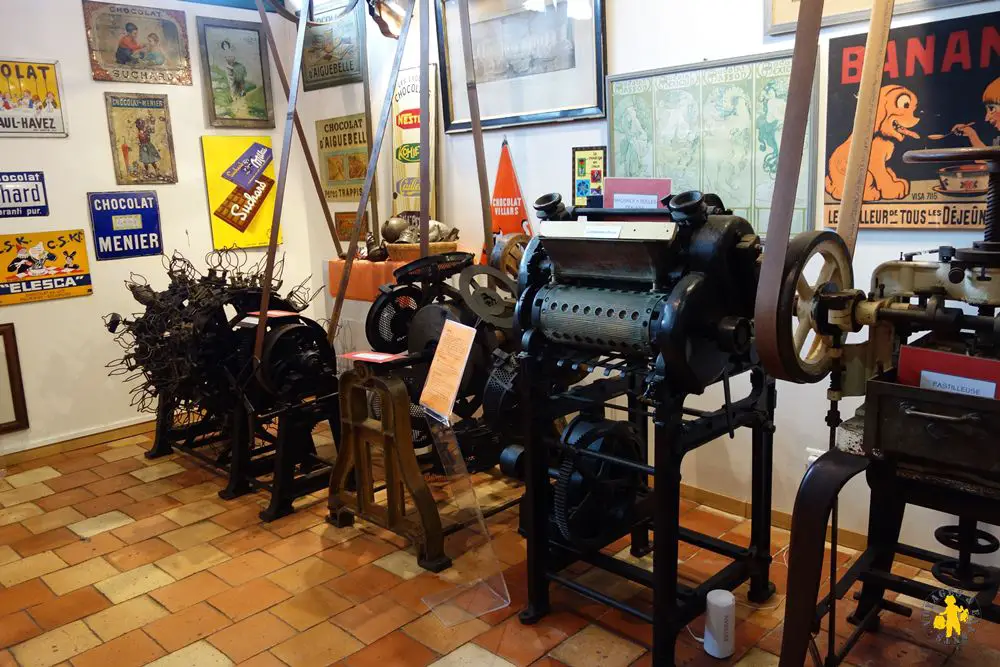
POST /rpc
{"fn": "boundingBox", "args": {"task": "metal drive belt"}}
[754,0,896,381]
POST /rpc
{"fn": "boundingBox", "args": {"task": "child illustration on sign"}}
[116,22,143,65]
[950,77,1000,148]
[826,85,920,201]
[144,33,166,66]
[222,41,249,100]
[42,92,58,111]
[6,244,33,275]
[135,117,162,179]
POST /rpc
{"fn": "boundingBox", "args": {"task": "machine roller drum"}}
[774,231,854,384]
[533,285,666,356]
[553,416,644,551]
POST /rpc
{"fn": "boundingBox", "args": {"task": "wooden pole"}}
[834,0,896,256]
[456,0,493,255]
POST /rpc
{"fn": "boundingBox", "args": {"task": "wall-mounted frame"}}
[302,0,365,91]
[0,324,28,435]
[435,0,607,133]
[607,51,817,238]
[766,0,984,35]
[182,0,277,10]
[196,17,275,129]
[571,145,606,206]
[0,58,68,138]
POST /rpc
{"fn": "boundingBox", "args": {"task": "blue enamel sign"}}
[87,191,162,261]
[0,171,48,218]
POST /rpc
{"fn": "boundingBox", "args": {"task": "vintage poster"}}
[571,146,607,206]
[0,229,92,306]
[334,211,368,243]
[0,172,48,219]
[0,59,67,137]
[88,191,162,261]
[608,53,812,236]
[202,135,281,250]
[825,13,997,229]
[82,1,192,85]
[768,0,982,35]
[316,113,368,201]
[391,66,437,221]
[302,1,364,91]
[105,93,177,186]
[197,17,274,129]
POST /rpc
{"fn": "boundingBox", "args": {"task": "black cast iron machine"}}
[749,0,1000,664]
[514,191,777,664]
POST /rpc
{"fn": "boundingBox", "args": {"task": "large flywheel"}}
[774,231,854,383]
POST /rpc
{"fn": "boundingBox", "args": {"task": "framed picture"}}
[607,52,817,237]
[392,67,437,220]
[766,0,984,35]
[196,17,275,129]
[316,113,369,201]
[824,11,996,229]
[571,146,606,206]
[201,135,281,250]
[105,92,177,185]
[335,210,368,243]
[82,1,192,85]
[0,229,93,306]
[0,324,28,435]
[302,0,365,91]
[182,0,277,10]
[435,0,607,133]
[0,59,68,138]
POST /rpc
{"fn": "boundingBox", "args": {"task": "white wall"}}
[301,0,1000,556]
[0,0,325,454]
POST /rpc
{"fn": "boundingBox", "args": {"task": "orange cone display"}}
[484,139,531,263]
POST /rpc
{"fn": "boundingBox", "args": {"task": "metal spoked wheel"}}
[776,230,854,384]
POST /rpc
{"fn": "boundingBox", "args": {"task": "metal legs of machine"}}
[517,357,777,666]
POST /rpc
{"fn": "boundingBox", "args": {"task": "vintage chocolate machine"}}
[749,0,1000,664]
[105,251,339,522]
[327,244,526,572]
[514,191,777,664]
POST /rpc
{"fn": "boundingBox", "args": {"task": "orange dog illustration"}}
[826,85,920,201]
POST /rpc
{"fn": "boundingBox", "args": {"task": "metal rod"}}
[546,573,655,623]
[253,0,312,361]
[358,7,381,242]
[677,527,751,560]
[547,441,655,475]
[329,3,416,342]
[255,0,344,260]
[418,0,431,258]
[456,0,493,255]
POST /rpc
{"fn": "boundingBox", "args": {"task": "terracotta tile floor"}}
[0,435,995,666]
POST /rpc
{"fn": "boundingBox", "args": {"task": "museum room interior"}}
[1,0,1000,665]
